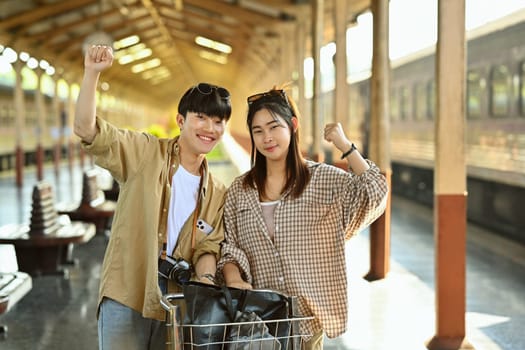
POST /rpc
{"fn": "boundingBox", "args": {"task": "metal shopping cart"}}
[161,293,314,350]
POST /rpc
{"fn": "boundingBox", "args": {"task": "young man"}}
[75,44,232,350]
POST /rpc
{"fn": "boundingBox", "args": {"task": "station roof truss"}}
[0,0,370,107]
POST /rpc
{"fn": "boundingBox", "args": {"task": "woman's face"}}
[250,108,293,163]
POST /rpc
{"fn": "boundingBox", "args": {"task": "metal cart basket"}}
[161,293,314,350]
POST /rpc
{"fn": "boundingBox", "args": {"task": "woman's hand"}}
[84,45,113,73]
[226,280,253,290]
[324,122,352,153]
[325,122,370,174]
[223,262,252,289]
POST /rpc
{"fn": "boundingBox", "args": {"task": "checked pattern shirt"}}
[218,160,388,338]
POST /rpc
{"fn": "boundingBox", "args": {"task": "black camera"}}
[158,256,192,285]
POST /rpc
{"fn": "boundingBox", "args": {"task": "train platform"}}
[0,146,524,350]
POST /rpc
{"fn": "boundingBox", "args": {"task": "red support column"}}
[366,0,391,281]
[15,146,24,187]
[36,144,44,181]
[427,194,473,350]
[365,170,391,281]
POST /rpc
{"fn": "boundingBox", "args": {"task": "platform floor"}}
[0,156,524,350]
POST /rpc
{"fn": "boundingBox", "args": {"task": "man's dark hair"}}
[178,83,231,120]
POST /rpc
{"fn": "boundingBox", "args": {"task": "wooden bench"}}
[57,168,116,235]
[0,244,32,337]
[0,182,96,277]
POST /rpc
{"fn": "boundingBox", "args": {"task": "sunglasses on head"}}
[192,83,230,100]
[247,89,291,108]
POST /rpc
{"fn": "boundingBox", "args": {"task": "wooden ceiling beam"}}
[156,3,254,39]
[164,21,248,50]
[0,0,372,109]
[140,0,194,84]
[23,7,123,43]
[183,0,285,26]
[0,0,96,31]
[44,14,153,55]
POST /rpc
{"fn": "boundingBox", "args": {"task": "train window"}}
[0,106,8,126]
[489,65,510,117]
[414,83,426,121]
[6,105,15,126]
[427,81,435,120]
[467,71,482,119]
[26,107,37,125]
[400,86,410,120]
[390,88,399,121]
[8,105,15,122]
[520,62,525,116]
[47,111,55,126]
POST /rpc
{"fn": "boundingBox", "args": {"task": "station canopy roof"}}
[0,0,370,107]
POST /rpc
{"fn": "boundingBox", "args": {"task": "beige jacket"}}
[83,117,227,320]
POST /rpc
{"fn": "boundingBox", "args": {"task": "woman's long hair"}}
[243,87,310,200]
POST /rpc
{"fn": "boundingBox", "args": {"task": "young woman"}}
[217,87,388,349]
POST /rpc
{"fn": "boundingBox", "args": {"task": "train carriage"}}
[351,11,525,243]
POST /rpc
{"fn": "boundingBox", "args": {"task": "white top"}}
[260,200,280,241]
[167,165,200,256]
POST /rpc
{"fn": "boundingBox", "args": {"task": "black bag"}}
[182,281,291,350]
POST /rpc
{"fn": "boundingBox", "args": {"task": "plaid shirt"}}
[218,160,388,338]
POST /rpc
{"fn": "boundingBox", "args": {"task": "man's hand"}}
[197,273,217,285]
[85,45,113,73]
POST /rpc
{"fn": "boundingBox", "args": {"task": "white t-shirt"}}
[166,165,200,256]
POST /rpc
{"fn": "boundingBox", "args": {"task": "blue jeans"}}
[98,297,166,350]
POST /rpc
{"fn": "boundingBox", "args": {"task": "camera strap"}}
[159,141,203,261]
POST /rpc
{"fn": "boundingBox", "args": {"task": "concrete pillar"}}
[295,18,309,154]
[427,1,473,349]
[66,80,77,172]
[365,0,392,282]
[311,0,324,161]
[35,68,45,181]
[281,23,295,83]
[333,0,349,161]
[13,61,26,187]
[52,77,61,177]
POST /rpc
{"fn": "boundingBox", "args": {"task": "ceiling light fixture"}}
[173,0,183,11]
[195,36,232,54]
[131,58,161,73]
[118,48,153,65]
[114,35,140,50]
[199,50,227,65]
